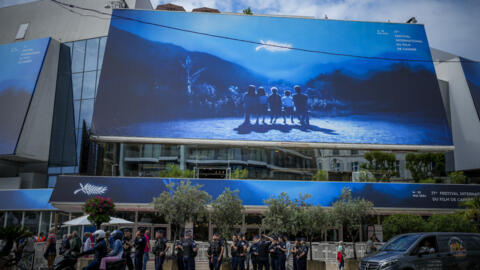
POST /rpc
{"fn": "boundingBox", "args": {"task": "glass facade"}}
[48,36,107,184]
[97,142,421,181]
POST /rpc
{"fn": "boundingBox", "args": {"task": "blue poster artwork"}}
[0,38,50,154]
[92,10,452,146]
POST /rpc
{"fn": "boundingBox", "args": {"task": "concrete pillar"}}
[180,145,186,170]
[241,213,246,233]
[21,211,25,228]
[339,226,343,241]
[119,143,125,176]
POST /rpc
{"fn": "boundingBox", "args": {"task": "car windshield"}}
[380,235,421,252]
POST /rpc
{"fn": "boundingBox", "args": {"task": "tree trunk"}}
[309,238,313,261]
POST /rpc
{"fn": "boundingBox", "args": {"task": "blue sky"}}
[113,9,434,82]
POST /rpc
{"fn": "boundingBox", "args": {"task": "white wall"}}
[434,58,480,171]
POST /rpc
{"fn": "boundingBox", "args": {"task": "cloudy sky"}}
[150,0,480,61]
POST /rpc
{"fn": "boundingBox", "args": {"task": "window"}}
[15,23,29,40]
[332,149,340,156]
[352,161,359,172]
[395,160,400,172]
[84,38,99,71]
[71,40,86,73]
[24,212,40,234]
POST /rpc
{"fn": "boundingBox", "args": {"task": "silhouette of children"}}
[282,90,294,124]
[293,85,309,125]
[268,87,282,124]
[256,87,268,124]
[242,85,257,126]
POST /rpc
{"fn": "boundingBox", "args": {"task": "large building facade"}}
[1,0,480,242]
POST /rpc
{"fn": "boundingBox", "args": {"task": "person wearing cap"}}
[180,232,198,270]
[207,232,224,270]
[153,230,169,270]
[257,234,272,270]
[269,235,279,270]
[292,86,309,125]
[296,238,308,270]
[242,85,257,126]
[175,233,185,270]
[134,229,147,270]
[231,234,240,270]
[238,233,248,270]
[249,235,260,270]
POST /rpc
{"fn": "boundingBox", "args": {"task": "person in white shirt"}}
[282,90,294,124]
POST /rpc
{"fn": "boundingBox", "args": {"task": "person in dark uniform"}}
[231,235,240,270]
[269,236,279,270]
[277,236,287,270]
[242,234,250,270]
[296,239,308,270]
[238,233,248,270]
[134,230,147,270]
[291,239,299,270]
[175,234,185,270]
[123,231,134,270]
[249,236,260,270]
[207,233,224,270]
[180,232,198,270]
[292,86,309,126]
[257,235,271,270]
[153,231,169,270]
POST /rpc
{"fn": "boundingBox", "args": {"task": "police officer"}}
[269,236,279,270]
[134,229,147,270]
[277,236,287,270]
[242,234,250,270]
[249,236,260,270]
[174,234,185,270]
[257,235,272,270]
[231,235,240,270]
[296,238,308,270]
[180,232,198,270]
[153,231,169,270]
[207,233,224,270]
[291,239,299,270]
[238,233,248,270]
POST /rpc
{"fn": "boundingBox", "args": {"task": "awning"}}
[50,176,480,212]
[0,189,56,211]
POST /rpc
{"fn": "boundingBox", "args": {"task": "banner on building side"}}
[0,38,50,155]
[92,10,452,147]
[51,176,480,209]
[461,58,480,121]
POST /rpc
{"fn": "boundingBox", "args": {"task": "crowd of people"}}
[206,233,309,270]
[19,229,379,270]
[242,85,310,126]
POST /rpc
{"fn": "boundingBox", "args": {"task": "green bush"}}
[230,168,248,179]
[426,213,476,232]
[383,214,426,240]
[312,170,328,181]
[158,164,194,178]
[449,171,467,184]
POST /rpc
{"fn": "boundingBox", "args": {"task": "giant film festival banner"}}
[0,38,50,154]
[92,10,452,146]
[51,176,480,209]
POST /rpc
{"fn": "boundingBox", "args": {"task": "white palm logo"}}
[73,183,108,195]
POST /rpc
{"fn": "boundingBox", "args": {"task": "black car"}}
[359,232,480,270]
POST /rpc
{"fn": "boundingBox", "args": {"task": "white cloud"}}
[255,40,292,52]
[150,0,480,60]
